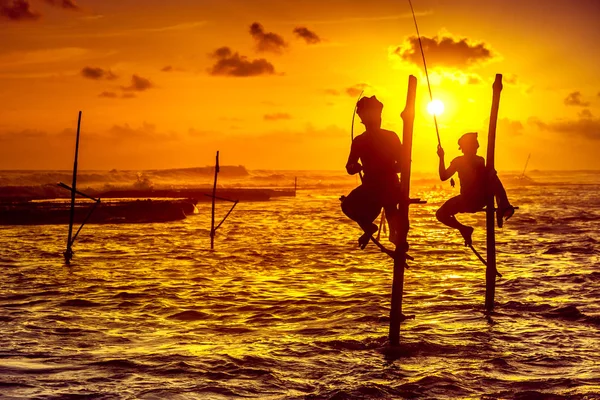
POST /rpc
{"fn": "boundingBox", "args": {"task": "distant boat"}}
[513,174,535,184]
[519,153,531,177]
[509,153,535,185]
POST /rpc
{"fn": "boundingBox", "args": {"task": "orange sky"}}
[0,0,599,171]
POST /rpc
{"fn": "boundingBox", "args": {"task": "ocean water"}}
[1,170,599,399]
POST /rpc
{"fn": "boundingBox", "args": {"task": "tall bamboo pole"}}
[485,74,503,312]
[389,75,417,346]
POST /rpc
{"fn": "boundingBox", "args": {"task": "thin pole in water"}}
[294,176,297,197]
[210,151,219,250]
[65,111,82,264]
[485,74,503,313]
[521,153,531,179]
[389,75,418,346]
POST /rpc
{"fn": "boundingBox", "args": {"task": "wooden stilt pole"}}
[376,209,386,241]
[389,75,417,346]
[64,111,82,264]
[485,74,503,313]
[210,151,219,250]
[294,176,297,197]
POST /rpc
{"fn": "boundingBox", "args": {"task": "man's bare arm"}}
[346,141,362,175]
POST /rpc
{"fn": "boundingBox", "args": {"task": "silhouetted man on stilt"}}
[341,96,402,249]
[436,132,515,245]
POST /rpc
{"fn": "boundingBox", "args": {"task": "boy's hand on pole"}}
[437,145,445,159]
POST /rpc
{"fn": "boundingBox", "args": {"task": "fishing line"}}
[407,0,441,147]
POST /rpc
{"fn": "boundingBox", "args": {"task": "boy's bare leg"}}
[436,196,474,246]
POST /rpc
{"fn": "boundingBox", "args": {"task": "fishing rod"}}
[407,0,455,186]
[350,90,365,182]
[407,0,441,147]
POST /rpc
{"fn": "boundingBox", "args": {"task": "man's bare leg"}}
[383,205,399,245]
[492,175,515,228]
[341,186,381,249]
[358,222,378,249]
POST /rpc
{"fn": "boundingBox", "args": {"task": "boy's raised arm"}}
[438,145,456,181]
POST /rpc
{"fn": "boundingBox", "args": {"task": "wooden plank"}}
[58,182,99,202]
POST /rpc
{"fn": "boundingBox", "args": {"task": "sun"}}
[427,99,445,116]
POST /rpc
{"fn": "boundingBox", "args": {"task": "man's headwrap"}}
[458,132,478,150]
[356,96,383,122]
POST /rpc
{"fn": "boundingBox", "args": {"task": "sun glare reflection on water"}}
[0,171,599,399]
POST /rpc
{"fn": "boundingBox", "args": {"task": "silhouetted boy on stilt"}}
[437,132,515,245]
[341,96,402,249]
